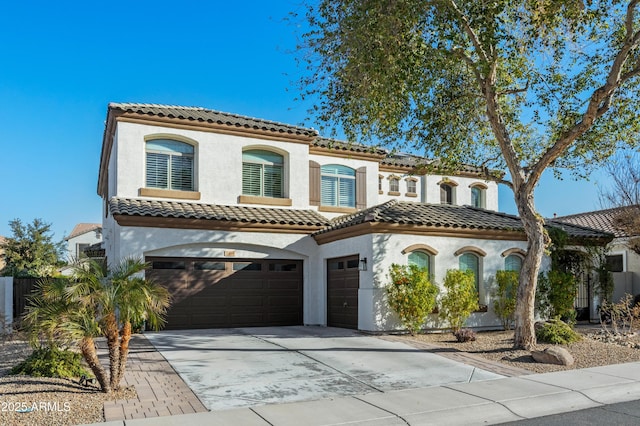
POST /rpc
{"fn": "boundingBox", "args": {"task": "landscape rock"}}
[531,346,575,366]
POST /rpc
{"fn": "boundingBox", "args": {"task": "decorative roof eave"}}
[113,214,326,235]
[308,145,387,161]
[115,112,316,144]
[378,163,502,181]
[313,222,528,245]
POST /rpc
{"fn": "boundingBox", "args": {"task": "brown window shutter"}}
[309,161,320,206]
[356,166,367,209]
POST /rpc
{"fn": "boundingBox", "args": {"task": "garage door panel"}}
[267,279,301,290]
[147,257,302,329]
[327,255,359,330]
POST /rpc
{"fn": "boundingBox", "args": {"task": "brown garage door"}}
[327,255,359,329]
[146,257,303,330]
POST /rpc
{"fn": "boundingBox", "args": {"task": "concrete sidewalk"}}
[97,361,640,425]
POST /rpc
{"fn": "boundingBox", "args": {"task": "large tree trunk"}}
[513,190,547,349]
[79,336,110,393]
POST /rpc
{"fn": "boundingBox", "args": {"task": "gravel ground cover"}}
[0,340,135,426]
[403,326,640,374]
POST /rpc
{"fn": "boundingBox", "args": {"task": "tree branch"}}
[447,0,491,64]
[526,1,640,193]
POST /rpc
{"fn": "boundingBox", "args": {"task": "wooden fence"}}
[13,277,41,320]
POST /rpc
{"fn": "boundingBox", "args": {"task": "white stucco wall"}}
[377,171,422,204]
[112,122,312,208]
[319,232,537,332]
[424,174,499,210]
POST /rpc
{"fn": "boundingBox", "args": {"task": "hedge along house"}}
[97,103,612,332]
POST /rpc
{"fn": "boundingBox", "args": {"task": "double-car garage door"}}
[147,257,303,330]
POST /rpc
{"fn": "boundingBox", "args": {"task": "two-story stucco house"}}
[97,103,609,331]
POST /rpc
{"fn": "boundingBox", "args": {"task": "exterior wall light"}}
[359,257,368,271]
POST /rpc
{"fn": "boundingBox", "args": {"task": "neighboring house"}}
[555,206,640,303]
[97,103,610,331]
[65,223,103,260]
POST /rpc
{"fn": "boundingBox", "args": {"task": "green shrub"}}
[439,270,479,332]
[494,270,518,330]
[536,270,577,323]
[10,347,91,378]
[535,319,581,344]
[387,264,439,335]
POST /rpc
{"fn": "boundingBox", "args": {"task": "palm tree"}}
[24,257,170,393]
[23,277,111,392]
[69,257,170,391]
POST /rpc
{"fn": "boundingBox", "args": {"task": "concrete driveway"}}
[145,326,503,411]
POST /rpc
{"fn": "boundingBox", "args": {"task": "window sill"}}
[139,188,201,200]
[387,191,401,196]
[378,190,383,195]
[319,205,357,214]
[238,195,292,206]
[405,192,418,198]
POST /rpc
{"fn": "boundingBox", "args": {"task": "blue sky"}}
[0,1,609,242]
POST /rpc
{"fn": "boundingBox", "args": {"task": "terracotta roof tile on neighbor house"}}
[66,223,102,240]
[314,200,612,240]
[109,198,330,227]
[109,103,319,138]
[554,205,640,238]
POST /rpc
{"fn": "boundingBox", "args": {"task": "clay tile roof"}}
[66,223,102,240]
[312,137,387,156]
[109,103,318,138]
[109,197,330,227]
[554,205,640,238]
[314,200,612,240]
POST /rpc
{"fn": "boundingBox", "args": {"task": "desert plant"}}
[599,294,640,335]
[535,319,581,345]
[453,328,477,343]
[494,271,518,330]
[536,270,578,323]
[10,347,90,378]
[439,270,479,333]
[387,264,439,335]
[22,257,171,393]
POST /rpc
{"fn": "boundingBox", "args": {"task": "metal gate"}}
[574,271,590,321]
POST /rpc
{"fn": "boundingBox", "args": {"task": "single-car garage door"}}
[146,257,303,330]
[327,255,359,329]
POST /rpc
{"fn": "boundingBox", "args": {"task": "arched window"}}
[321,165,355,208]
[459,252,480,292]
[505,254,523,272]
[146,139,194,191]
[440,183,453,204]
[408,251,431,275]
[242,150,284,198]
[471,186,482,208]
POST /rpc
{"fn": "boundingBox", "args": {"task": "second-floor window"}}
[242,150,284,198]
[440,183,454,204]
[389,177,400,193]
[146,140,194,191]
[321,164,355,208]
